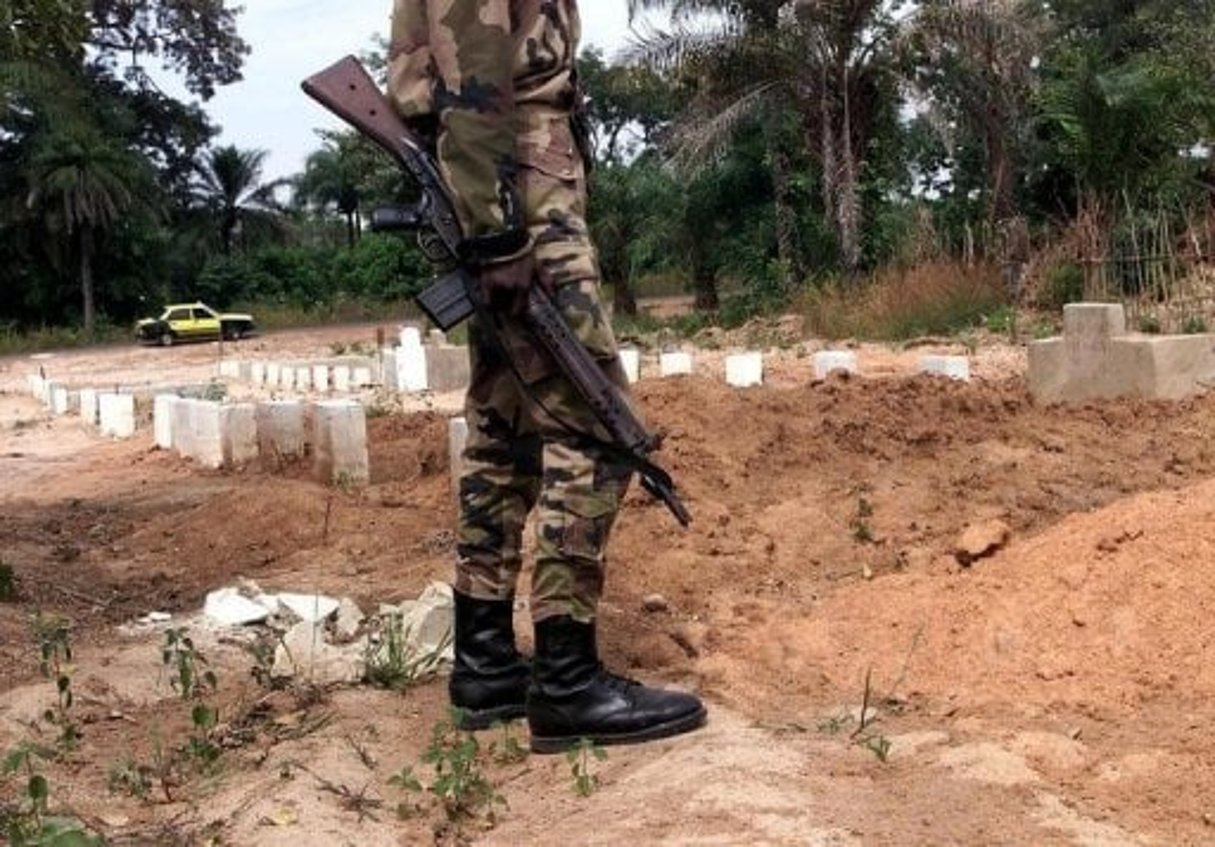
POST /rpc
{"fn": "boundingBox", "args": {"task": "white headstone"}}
[98,393,136,439]
[660,351,694,377]
[333,366,351,393]
[725,352,764,388]
[78,388,98,426]
[153,394,177,449]
[619,348,641,384]
[295,367,312,391]
[918,355,971,382]
[250,362,266,386]
[312,364,330,393]
[813,351,858,379]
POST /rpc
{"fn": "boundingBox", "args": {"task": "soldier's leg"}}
[449,315,541,730]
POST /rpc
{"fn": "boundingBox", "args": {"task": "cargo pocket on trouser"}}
[531,440,633,623]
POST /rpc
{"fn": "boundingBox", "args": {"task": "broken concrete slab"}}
[1028,302,1215,402]
[276,592,341,624]
[272,620,364,685]
[203,586,276,626]
[256,400,306,466]
[334,598,364,641]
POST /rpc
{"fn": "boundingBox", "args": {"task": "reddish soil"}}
[2,324,1214,845]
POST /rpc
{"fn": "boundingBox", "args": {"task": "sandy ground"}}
[2,319,1215,845]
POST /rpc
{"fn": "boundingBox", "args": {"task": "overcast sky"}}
[187,1,650,181]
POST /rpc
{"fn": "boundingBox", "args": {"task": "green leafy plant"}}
[566,737,608,797]
[422,708,505,825]
[1182,315,1208,334]
[33,614,78,751]
[363,612,449,691]
[1137,314,1162,334]
[0,561,16,602]
[107,755,153,799]
[162,628,221,770]
[386,764,425,820]
[2,741,102,845]
[489,721,529,766]
[850,497,876,545]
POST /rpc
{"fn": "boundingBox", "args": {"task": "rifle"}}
[301,56,691,527]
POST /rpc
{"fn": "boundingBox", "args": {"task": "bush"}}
[801,261,1009,341]
[1041,263,1085,311]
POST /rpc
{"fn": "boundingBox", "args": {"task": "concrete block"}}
[204,586,275,626]
[153,394,177,449]
[280,366,296,391]
[311,399,370,485]
[448,415,468,497]
[726,352,764,388]
[381,348,401,391]
[660,351,694,377]
[27,374,45,401]
[398,343,428,392]
[333,366,351,393]
[312,364,330,393]
[619,348,641,384]
[918,355,971,381]
[221,403,258,467]
[78,388,98,426]
[427,329,447,346]
[266,363,281,387]
[400,326,423,348]
[51,385,71,416]
[425,346,470,393]
[171,396,193,457]
[256,400,307,464]
[187,399,224,468]
[250,362,266,386]
[98,393,136,439]
[295,367,312,392]
[272,620,364,685]
[352,366,374,389]
[814,351,858,379]
[218,360,240,379]
[1028,302,1215,402]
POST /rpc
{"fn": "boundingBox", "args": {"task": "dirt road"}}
[2,325,1213,845]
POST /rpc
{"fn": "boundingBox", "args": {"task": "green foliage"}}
[33,615,78,752]
[161,628,221,769]
[566,737,608,797]
[1041,263,1085,311]
[422,709,506,824]
[1182,315,1208,334]
[0,561,16,602]
[363,612,450,691]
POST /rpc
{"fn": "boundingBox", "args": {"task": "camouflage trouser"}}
[454,140,636,624]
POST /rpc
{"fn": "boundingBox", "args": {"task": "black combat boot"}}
[449,592,530,730]
[526,615,707,754]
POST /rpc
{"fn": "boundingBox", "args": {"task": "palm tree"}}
[628,0,900,276]
[194,145,285,254]
[25,122,150,334]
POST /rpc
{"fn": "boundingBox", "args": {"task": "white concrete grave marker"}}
[813,351,858,379]
[619,348,641,384]
[660,351,694,377]
[726,352,764,388]
[918,355,971,381]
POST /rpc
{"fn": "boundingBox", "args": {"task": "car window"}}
[197,305,219,319]
[166,309,189,321]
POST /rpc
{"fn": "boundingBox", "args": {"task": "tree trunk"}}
[771,146,803,289]
[836,62,862,276]
[79,226,96,336]
[613,275,638,316]
[691,246,718,311]
[346,212,357,249]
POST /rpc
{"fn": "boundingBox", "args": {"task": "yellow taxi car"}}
[135,302,256,346]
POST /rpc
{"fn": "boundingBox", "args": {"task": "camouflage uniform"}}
[389,0,634,623]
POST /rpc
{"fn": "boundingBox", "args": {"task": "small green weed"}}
[162,628,221,770]
[200,379,227,402]
[363,612,449,691]
[566,737,608,797]
[33,614,78,751]
[1137,314,1162,334]
[387,764,425,820]
[2,741,102,845]
[1182,315,1208,334]
[107,755,153,799]
[0,561,16,602]
[423,708,506,825]
[850,497,876,545]
[489,721,529,766]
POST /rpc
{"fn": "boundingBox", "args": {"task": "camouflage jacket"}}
[388,0,582,263]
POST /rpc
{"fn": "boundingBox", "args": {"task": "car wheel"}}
[159,331,175,347]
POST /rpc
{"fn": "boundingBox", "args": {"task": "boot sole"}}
[455,702,527,732]
[528,705,707,754]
